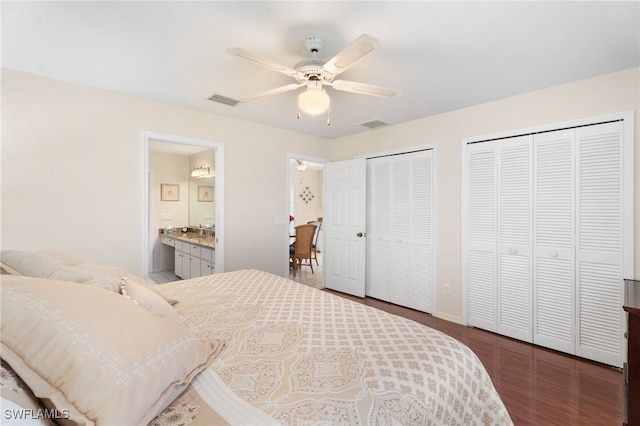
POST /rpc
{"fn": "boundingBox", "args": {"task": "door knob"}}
[356,232,364,237]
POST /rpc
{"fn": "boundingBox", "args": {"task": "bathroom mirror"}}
[189,176,215,227]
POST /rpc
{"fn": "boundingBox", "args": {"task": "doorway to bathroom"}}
[142,131,224,282]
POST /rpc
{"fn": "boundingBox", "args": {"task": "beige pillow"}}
[1,250,179,317]
[0,251,64,278]
[1,276,223,426]
[125,273,179,306]
[123,279,184,324]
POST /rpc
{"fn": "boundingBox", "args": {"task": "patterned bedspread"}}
[152,269,512,425]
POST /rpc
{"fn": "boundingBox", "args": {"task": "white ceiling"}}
[2,1,638,140]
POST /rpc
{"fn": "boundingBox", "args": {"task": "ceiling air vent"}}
[207,94,241,107]
[358,119,390,129]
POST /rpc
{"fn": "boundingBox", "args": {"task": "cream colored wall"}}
[2,67,638,322]
[291,167,323,226]
[330,67,640,323]
[149,151,190,271]
[1,69,330,276]
[151,152,190,232]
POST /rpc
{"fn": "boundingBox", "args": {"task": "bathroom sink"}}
[177,235,214,247]
[171,232,214,247]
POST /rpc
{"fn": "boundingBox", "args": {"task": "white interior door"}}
[465,141,498,332]
[497,136,533,342]
[366,158,390,300]
[323,158,366,297]
[366,150,435,313]
[463,113,633,368]
[533,129,576,354]
[574,121,625,366]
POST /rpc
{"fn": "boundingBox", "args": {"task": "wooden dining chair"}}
[289,223,317,277]
[306,220,322,266]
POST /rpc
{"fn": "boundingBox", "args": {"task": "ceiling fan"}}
[226,34,399,121]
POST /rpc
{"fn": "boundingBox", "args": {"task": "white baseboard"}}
[434,312,462,324]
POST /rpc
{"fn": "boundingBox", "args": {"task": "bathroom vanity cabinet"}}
[161,235,215,279]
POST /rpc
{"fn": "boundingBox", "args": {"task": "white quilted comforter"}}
[153,269,513,425]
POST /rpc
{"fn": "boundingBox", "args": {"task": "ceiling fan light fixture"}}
[295,160,309,171]
[227,34,396,123]
[298,87,330,116]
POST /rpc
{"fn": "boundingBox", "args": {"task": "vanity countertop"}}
[161,233,215,249]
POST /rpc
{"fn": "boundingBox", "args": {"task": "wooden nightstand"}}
[624,279,640,426]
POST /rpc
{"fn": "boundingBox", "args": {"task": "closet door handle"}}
[549,251,558,258]
[509,248,518,255]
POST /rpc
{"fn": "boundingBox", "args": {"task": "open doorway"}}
[286,154,328,288]
[142,131,224,281]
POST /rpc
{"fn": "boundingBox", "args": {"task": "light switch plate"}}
[161,212,173,220]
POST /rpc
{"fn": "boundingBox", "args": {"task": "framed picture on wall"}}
[161,184,180,201]
[198,185,214,202]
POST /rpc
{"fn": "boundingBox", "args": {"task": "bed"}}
[1,251,512,425]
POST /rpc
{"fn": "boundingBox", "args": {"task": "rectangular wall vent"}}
[359,119,391,129]
[207,94,241,107]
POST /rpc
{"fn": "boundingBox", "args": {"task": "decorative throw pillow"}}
[0,276,223,426]
[122,277,184,324]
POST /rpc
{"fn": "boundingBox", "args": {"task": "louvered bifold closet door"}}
[410,151,434,313]
[389,155,412,308]
[366,150,434,313]
[575,121,624,367]
[533,129,575,354]
[366,159,391,301]
[466,142,498,332]
[497,136,533,342]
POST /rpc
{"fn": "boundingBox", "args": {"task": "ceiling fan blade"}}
[330,80,398,97]
[322,34,381,76]
[241,83,304,102]
[226,47,298,77]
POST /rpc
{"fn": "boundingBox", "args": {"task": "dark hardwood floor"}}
[323,289,623,425]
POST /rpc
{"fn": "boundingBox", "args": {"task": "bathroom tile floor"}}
[149,270,180,284]
[148,253,323,289]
